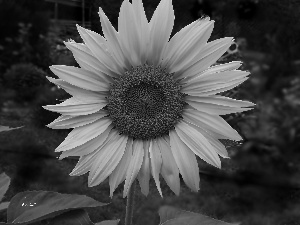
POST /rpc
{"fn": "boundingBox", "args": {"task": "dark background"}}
[0,0,300,224]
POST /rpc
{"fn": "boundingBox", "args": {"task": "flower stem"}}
[125,180,136,225]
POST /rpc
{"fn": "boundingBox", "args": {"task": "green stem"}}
[125,180,136,225]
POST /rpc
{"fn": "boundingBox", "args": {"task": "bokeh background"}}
[0,0,300,224]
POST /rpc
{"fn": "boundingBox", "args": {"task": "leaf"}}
[158,206,240,225]
[0,202,9,212]
[0,125,23,133]
[49,209,95,225]
[95,219,120,225]
[7,191,109,224]
[0,173,10,202]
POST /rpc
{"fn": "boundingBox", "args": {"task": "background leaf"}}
[0,173,10,202]
[158,206,240,225]
[0,202,9,212]
[6,191,109,224]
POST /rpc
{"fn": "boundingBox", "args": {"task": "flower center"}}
[105,64,187,141]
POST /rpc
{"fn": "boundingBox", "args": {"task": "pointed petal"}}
[118,0,149,66]
[183,108,243,141]
[70,128,118,176]
[43,97,106,116]
[47,111,107,129]
[175,121,221,168]
[182,120,229,158]
[131,0,150,64]
[167,20,214,73]
[123,139,144,198]
[109,138,133,197]
[64,41,116,83]
[174,37,234,80]
[161,19,200,67]
[183,77,249,97]
[59,124,114,160]
[88,134,128,187]
[186,61,243,83]
[185,95,254,115]
[137,140,151,196]
[157,137,180,195]
[76,25,123,75]
[149,139,163,197]
[182,77,249,97]
[185,77,250,96]
[188,95,255,108]
[55,117,111,152]
[169,130,200,192]
[50,65,109,92]
[147,0,174,65]
[69,155,94,177]
[46,77,108,102]
[98,7,130,70]
[182,70,249,91]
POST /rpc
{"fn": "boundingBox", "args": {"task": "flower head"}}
[44,0,254,197]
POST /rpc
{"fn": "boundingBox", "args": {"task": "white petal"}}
[184,77,250,96]
[169,130,200,192]
[161,20,201,68]
[47,111,107,129]
[118,0,149,66]
[186,61,243,83]
[69,154,95,177]
[175,121,221,168]
[149,139,163,197]
[98,7,130,70]
[50,65,109,92]
[137,140,151,196]
[174,37,234,81]
[64,41,116,83]
[182,77,249,97]
[123,139,144,198]
[182,120,229,158]
[147,0,174,65]
[46,77,108,102]
[157,137,180,195]
[182,70,249,91]
[56,117,111,152]
[188,95,255,108]
[88,134,128,187]
[69,128,118,176]
[76,25,123,75]
[109,138,133,197]
[59,124,114,159]
[167,20,214,74]
[183,108,243,141]
[43,97,106,116]
[131,0,150,64]
[185,95,254,115]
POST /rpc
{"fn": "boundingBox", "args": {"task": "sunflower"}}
[44,0,254,198]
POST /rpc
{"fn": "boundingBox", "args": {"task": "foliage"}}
[2,63,48,104]
[0,0,52,73]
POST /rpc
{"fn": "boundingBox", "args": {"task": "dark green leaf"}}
[95,219,120,225]
[0,202,9,212]
[158,206,240,225]
[49,209,95,225]
[0,173,10,202]
[7,191,109,224]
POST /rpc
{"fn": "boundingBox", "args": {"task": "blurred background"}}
[0,0,300,224]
